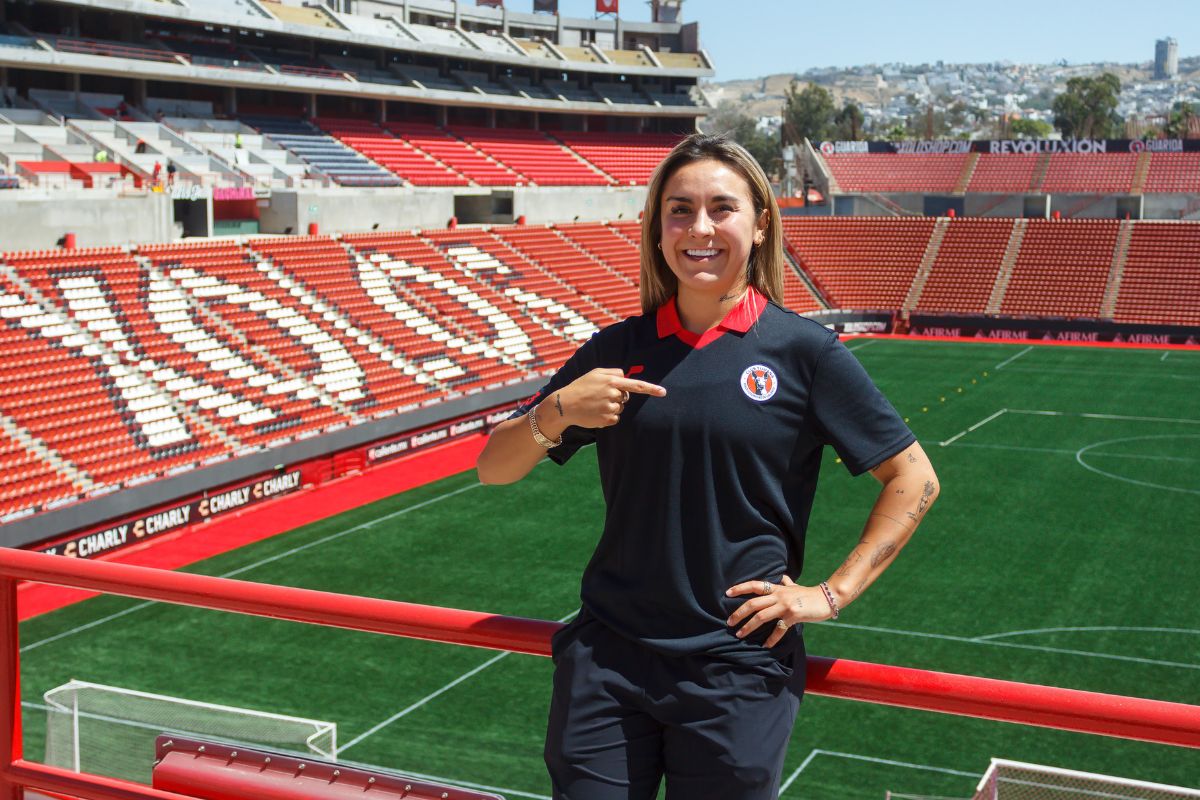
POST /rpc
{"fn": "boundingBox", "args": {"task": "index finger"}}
[613,377,666,397]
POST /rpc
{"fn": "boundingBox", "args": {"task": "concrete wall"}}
[1143,193,1200,220]
[258,188,456,234]
[963,194,1030,218]
[513,186,647,225]
[0,190,174,249]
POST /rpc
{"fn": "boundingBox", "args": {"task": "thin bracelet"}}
[819,581,840,620]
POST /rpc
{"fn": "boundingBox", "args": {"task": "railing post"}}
[0,577,22,799]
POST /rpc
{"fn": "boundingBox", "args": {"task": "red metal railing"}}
[1,547,1198,800]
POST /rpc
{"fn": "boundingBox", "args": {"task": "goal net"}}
[42,679,337,784]
[971,758,1200,800]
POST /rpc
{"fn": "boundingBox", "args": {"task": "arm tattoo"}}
[917,480,935,514]
[869,512,912,529]
[906,452,918,464]
[870,542,897,568]
[851,579,866,600]
[835,550,862,577]
[554,393,564,417]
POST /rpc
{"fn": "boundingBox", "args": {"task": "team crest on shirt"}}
[740,365,778,401]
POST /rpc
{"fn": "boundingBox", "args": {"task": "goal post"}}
[972,758,1200,800]
[42,680,336,784]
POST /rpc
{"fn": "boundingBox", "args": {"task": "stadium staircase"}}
[952,152,980,194]
[1130,151,1152,195]
[985,219,1028,315]
[1099,220,1134,318]
[901,217,950,311]
[1030,153,1052,191]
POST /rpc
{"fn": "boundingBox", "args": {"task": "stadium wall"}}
[0,191,174,250]
[0,379,541,552]
[250,186,648,235]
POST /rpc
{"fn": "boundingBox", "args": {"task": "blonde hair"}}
[638,133,785,313]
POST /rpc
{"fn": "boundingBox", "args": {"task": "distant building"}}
[1154,38,1178,80]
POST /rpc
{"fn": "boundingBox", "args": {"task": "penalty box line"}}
[779,749,978,796]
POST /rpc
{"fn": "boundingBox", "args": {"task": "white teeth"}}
[685,249,719,257]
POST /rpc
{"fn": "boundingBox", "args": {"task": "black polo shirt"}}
[514,289,915,665]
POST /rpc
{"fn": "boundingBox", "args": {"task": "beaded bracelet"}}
[818,581,840,620]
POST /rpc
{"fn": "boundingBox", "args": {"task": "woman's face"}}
[659,158,766,301]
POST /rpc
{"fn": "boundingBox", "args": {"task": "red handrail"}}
[1,548,1197,800]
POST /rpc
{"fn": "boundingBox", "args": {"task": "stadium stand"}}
[241,116,401,187]
[965,154,1042,193]
[498,224,642,318]
[999,219,1119,317]
[783,217,940,310]
[822,153,970,194]
[1040,153,1138,195]
[819,149,1200,199]
[1142,152,1200,194]
[451,127,610,186]
[1112,222,1200,325]
[912,218,1016,314]
[551,131,680,185]
[316,118,467,186]
[383,122,518,186]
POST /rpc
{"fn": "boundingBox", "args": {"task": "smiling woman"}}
[476,133,940,800]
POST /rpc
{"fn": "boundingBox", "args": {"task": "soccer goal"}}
[41,679,337,784]
[970,758,1200,800]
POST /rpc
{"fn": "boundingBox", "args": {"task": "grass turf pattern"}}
[17,340,1200,798]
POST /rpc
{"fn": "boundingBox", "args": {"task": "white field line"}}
[976,625,1200,641]
[949,441,1200,463]
[20,481,485,653]
[848,339,880,352]
[1006,409,1200,425]
[828,622,1200,670]
[939,409,1006,447]
[995,345,1032,370]
[779,749,977,795]
[1162,351,1169,361]
[340,609,580,754]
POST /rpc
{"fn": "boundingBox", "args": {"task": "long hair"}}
[638,133,785,313]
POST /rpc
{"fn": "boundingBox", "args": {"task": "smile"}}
[684,249,721,259]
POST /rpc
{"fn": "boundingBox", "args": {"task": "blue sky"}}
[541,0,1200,82]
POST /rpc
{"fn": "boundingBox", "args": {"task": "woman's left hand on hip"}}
[725,575,832,648]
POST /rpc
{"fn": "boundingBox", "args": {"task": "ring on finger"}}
[760,581,773,594]
[620,390,630,404]
[776,620,789,631]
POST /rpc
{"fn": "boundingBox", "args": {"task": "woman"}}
[477,133,939,800]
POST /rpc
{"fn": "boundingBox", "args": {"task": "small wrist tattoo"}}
[554,394,564,417]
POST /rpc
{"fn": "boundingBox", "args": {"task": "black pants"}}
[545,612,804,800]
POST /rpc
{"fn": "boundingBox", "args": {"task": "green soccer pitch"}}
[16,339,1200,799]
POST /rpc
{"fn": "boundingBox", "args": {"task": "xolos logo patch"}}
[740,365,778,401]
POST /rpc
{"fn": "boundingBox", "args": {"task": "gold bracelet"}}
[528,409,562,449]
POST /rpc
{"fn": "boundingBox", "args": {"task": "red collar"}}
[655,288,767,349]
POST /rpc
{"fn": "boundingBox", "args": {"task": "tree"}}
[1164,101,1197,139]
[1009,118,1053,139]
[701,105,780,176]
[1052,73,1122,139]
[781,80,835,147]
[833,102,865,140]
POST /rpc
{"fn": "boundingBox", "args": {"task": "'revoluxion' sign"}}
[819,138,1196,155]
